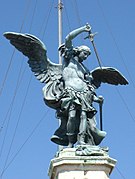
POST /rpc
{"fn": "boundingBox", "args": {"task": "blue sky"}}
[0,0,135,179]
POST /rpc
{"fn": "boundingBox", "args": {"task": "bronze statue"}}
[4,24,128,149]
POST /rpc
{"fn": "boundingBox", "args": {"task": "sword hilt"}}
[84,32,98,41]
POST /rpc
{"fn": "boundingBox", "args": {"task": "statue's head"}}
[58,44,91,62]
[75,45,91,62]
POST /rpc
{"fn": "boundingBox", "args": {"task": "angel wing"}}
[4,32,63,109]
[90,67,128,88]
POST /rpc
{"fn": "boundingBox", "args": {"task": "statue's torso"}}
[63,58,88,91]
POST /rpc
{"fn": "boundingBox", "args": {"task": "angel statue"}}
[4,23,128,149]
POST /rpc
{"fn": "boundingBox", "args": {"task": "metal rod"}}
[58,0,63,151]
[58,0,63,64]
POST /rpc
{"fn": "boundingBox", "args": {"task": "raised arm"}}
[65,23,91,49]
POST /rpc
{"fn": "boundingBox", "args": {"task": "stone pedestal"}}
[48,148,117,179]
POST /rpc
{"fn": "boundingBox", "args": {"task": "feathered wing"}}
[90,67,129,88]
[4,32,63,109]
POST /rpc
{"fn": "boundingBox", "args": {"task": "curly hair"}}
[58,44,91,58]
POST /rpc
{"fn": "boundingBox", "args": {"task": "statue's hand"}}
[84,23,91,32]
[98,95,104,105]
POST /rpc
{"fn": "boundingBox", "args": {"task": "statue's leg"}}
[78,110,87,145]
[67,104,76,148]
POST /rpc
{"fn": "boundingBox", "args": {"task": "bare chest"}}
[62,59,88,90]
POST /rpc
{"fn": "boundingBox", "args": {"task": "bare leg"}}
[78,110,87,145]
[67,105,76,148]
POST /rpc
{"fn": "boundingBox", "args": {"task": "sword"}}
[84,29,102,69]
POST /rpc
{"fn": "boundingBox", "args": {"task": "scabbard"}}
[99,103,103,131]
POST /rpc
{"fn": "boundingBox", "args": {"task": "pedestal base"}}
[48,147,117,179]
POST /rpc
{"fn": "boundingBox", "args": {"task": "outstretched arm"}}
[65,23,91,49]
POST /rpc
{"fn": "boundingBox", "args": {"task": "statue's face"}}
[78,49,90,62]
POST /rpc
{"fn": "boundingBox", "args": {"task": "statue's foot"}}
[67,142,74,148]
[96,129,106,138]
[77,133,86,145]
[78,141,86,145]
